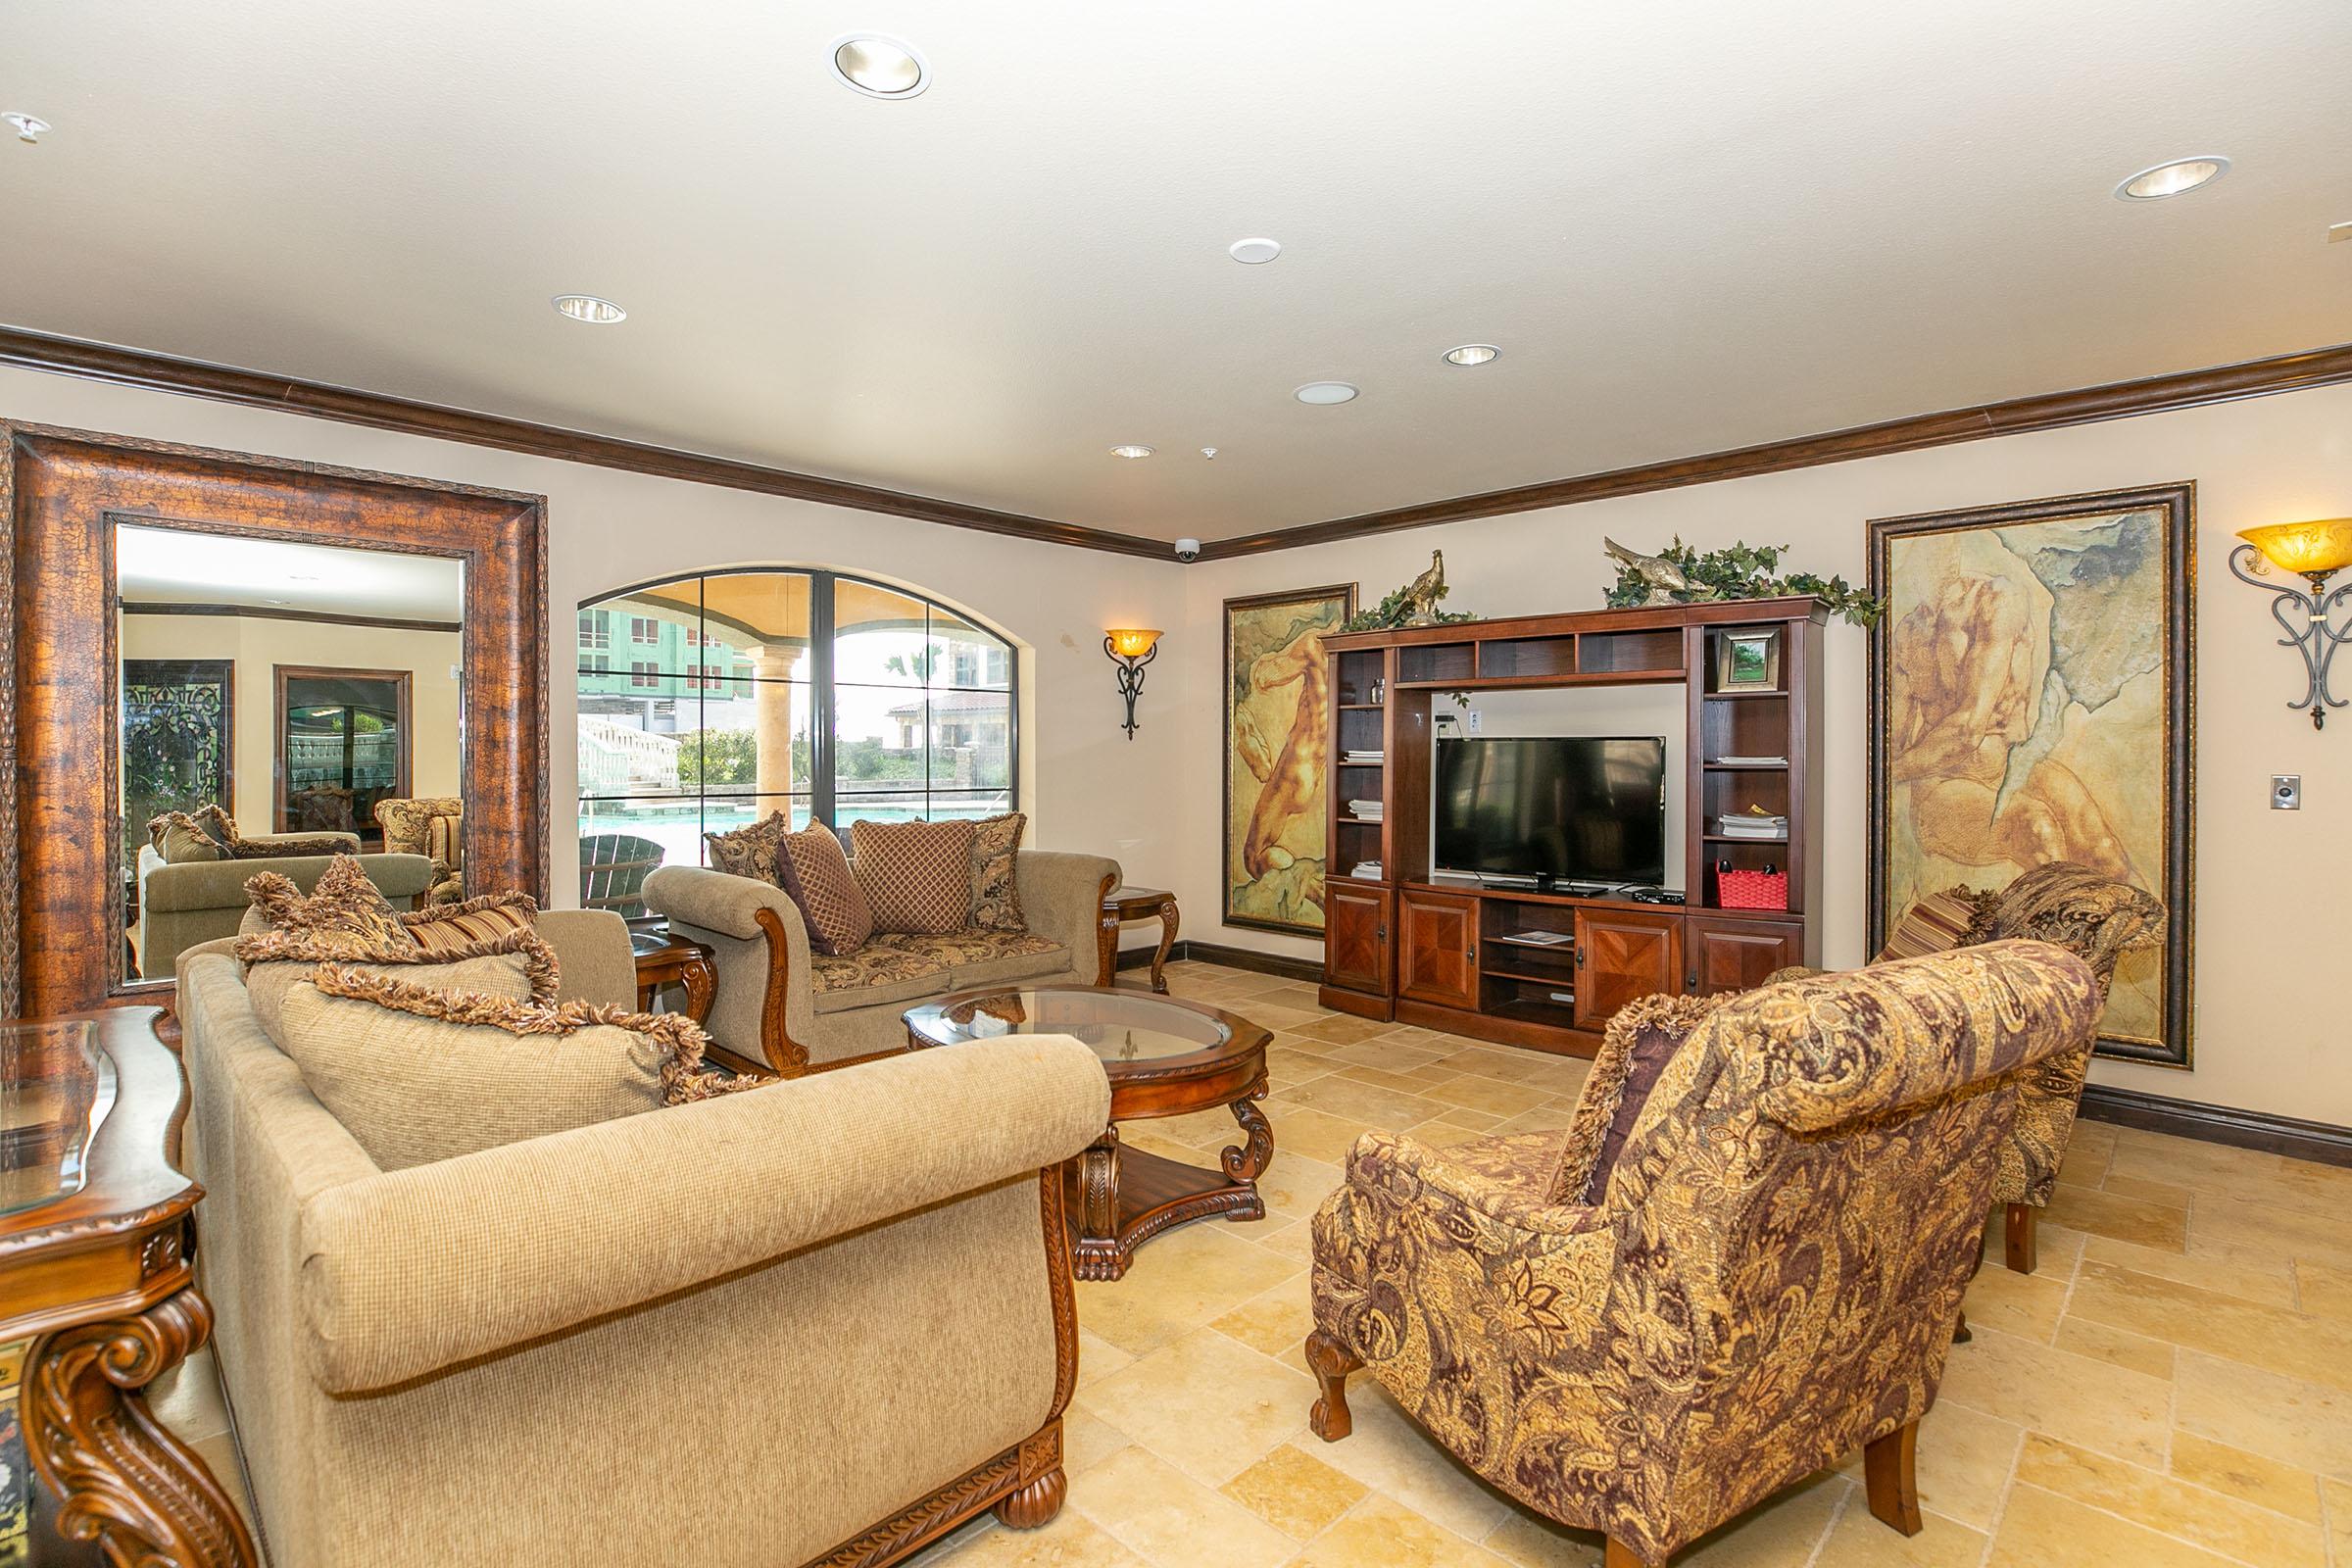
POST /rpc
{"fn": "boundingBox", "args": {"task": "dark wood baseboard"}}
[2079,1085,2352,1169]
[1114,939,1322,985]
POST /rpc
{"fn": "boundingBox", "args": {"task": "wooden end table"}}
[1,1006,258,1567]
[904,985,1271,1282]
[1099,887,1180,994]
[631,927,716,1023]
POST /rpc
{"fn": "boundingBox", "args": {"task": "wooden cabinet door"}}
[1397,890,1480,1009]
[1573,908,1683,1030]
[1685,915,1805,997]
[1324,884,1393,995]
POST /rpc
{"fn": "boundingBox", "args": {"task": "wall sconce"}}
[1103,628,1161,739]
[2230,518,2352,728]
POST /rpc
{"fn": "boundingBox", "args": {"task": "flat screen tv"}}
[1434,736,1666,886]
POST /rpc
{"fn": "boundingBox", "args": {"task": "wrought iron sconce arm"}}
[2229,542,2352,729]
[1104,635,1158,739]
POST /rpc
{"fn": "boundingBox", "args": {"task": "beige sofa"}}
[644,850,1119,1074]
[135,842,431,978]
[174,908,1110,1568]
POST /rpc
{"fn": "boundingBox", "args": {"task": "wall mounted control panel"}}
[2273,774,2301,809]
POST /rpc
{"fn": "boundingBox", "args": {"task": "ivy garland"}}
[1602,539,1884,627]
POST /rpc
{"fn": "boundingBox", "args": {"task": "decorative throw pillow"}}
[1874,888,1984,963]
[850,818,979,936]
[704,808,792,884]
[967,812,1027,932]
[272,965,758,1170]
[1550,992,1725,1205]
[402,890,538,953]
[774,825,873,956]
[424,812,466,872]
[146,811,225,863]
[239,928,552,1042]
[187,803,351,859]
[243,857,419,951]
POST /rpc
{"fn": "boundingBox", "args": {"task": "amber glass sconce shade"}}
[1103,629,1162,739]
[2230,519,2352,729]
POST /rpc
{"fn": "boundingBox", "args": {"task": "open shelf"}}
[1702,760,1788,771]
[1487,993,1580,1031]
[1703,689,1788,701]
[1703,833,1788,845]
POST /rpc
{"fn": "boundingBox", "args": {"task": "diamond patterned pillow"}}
[704,809,791,884]
[850,818,978,936]
[775,825,874,956]
[968,812,1027,932]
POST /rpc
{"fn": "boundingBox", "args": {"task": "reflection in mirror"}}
[116,523,466,988]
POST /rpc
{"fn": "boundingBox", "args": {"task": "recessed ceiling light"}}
[552,294,626,324]
[1294,381,1359,406]
[1228,237,1282,265]
[831,34,929,98]
[1443,344,1500,367]
[2115,156,2230,201]
[4,113,51,145]
[1109,444,1155,460]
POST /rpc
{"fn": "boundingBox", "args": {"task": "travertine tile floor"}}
[150,958,2352,1566]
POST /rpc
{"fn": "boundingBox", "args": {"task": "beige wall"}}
[1176,381,2352,1124]
[11,363,2350,1123]
[121,612,463,830]
[0,368,1190,921]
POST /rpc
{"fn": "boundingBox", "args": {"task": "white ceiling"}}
[116,524,465,621]
[8,0,2350,545]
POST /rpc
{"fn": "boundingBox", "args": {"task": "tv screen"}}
[1434,736,1666,885]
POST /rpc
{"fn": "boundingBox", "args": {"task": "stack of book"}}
[1342,749,1385,764]
[1715,808,1788,841]
[1348,799,1385,822]
[1349,859,1384,880]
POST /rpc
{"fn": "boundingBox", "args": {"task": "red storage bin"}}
[1717,867,1788,911]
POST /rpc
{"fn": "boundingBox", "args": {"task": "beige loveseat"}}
[136,842,431,978]
[175,908,1109,1567]
[644,850,1119,1075]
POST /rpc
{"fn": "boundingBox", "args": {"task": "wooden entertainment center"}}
[1319,596,1827,1056]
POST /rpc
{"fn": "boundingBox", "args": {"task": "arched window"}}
[575,569,1016,886]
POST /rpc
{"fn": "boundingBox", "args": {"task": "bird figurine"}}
[1604,537,1704,606]
[1400,550,1448,625]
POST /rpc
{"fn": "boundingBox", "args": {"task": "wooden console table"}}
[1099,887,1180,994]
[1,1006,258,1567]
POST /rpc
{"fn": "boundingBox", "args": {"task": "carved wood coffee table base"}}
[1070,1089,1272,1282]
[904,985,1275,1283]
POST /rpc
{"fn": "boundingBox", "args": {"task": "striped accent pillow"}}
[1874,890,1980,962]
[404,893,538,955]
[775,825,873,956]
[425,813,465,872]
[849,818,978,936]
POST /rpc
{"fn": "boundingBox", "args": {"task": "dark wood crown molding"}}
[6,325,2351,562]
[0,326,1171,560]
[1195,340,2352,559]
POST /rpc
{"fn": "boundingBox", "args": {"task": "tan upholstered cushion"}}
[808,942,954,1013]
[274,965,757,1169]
[242,857,418,950]
[704,808,792,884]
[1872,888,1982,963]
[850,818,978,935]
[968,812,1027,932]
[402,891,537,953]
[244,945,542,1044]
[870,930,1066,989]
[147,811,225,863]
[775,825,873,956]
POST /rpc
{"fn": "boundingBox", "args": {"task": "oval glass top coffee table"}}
[905,985,1274,1281]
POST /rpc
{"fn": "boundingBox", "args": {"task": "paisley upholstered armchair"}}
[1304,943,2102,1568]
[1768,860,2164,1273]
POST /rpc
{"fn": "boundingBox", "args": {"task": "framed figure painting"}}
[1224,583,1356,936]
[1868,483,2194,1065]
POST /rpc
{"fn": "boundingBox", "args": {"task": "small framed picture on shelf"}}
[1717,628,1782,690]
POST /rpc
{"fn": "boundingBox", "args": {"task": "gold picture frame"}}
[1715,628,1782,689]
[1223,583,1357,936]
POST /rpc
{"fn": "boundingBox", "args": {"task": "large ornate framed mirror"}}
[2,425,549,1016]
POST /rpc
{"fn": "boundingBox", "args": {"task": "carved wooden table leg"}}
[1145,895,1178,994]
[24,1291,260,1568]
[1072,1128,1126,1282]
[1221,1093,1274,1190]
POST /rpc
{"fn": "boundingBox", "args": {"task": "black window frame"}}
[576,567,1020,848]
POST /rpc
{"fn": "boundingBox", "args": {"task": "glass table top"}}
[907,987,1234,1065]
[1,1019,116,1217]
